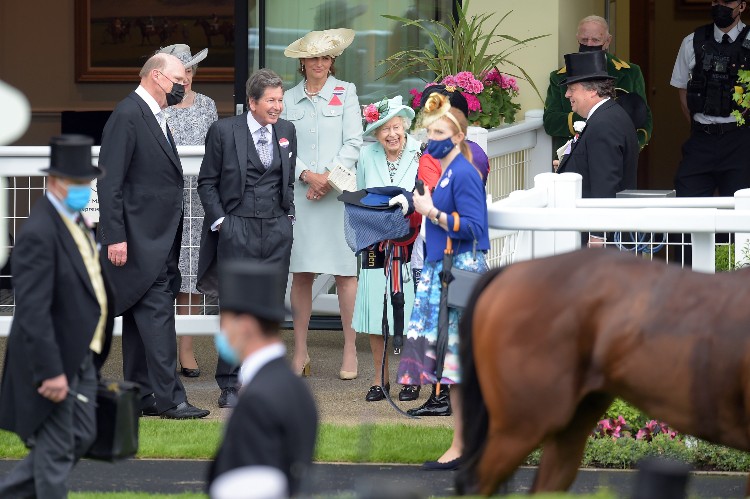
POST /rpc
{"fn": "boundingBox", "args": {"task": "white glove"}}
[388,194,409,216]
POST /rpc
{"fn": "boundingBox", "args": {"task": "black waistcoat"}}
[232,128,285,218]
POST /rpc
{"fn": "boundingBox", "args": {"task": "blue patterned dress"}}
[397,153,490,385]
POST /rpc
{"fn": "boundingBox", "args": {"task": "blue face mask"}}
[425,137,455,159]
[64,184,91,212]
[214,330,240,366]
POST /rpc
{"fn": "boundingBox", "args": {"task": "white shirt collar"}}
[587,97,610,119]
[135,85,163,117]
[714,21,746,43]
[246,112,272,136]
[239,342,286,387]
[46,191,78,222]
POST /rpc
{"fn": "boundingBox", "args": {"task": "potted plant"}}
[379,0,547,127]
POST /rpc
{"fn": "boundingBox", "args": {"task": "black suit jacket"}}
[207,357,317,496]
[0,197,114,441]
[196,113,297,294]
[97,91,184,314]
[558,99,639,198]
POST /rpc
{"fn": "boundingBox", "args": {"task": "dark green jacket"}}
[543,52,652,154]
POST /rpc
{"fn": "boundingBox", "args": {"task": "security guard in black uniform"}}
[671,0,750,197]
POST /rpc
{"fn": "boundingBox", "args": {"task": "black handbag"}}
[445,227,484,310]
[447,267,484,309]
[84,379,140,462]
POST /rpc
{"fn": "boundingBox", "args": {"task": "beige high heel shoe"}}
[299,355,311,377]
[339,358,358,380]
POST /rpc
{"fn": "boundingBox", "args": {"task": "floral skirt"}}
[396,251,488,386]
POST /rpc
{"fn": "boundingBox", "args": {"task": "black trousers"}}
[122,239,186,413]
[674,125,750,197]
[0,352,97,499]
[672,125,750,265]
[215,214,292,389]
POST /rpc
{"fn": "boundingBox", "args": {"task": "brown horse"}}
[457,248,750,495]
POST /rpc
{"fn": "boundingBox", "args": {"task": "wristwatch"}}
[300,170,309,183]
[430,209,441,225]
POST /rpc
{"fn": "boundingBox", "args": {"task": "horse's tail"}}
[455,264,507,496]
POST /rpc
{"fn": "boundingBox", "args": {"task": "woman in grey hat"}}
[159,43,219,378]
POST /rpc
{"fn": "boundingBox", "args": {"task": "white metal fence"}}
[487,172,750,273]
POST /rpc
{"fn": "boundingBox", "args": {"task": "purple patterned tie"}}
[257,127,271,169]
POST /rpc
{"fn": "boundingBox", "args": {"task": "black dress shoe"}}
[218,387,239,408]
[422,457,461,471]
[398,384,421,401]
[160,402,210,419]
[365,383,390,402]
[407,385,451,416]
[141,403,159,417]
[180,367,201,378]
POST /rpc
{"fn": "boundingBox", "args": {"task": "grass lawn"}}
[0,420,453,463]
[68,493,615,499]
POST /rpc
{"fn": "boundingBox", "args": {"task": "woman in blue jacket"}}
[397,93,490,470]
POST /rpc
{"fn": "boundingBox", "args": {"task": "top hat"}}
[158,44,208,68]
[362,96,415,137]
[559,51,615,85]
[419,84,470,118]
[284,28,355,59]
[41,135,103,180]
[218,260,288,323]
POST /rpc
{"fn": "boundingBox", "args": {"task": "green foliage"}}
[603,399,650,429]
[732,69,750,125]
[378,0,547,101]
[715,243,735,272]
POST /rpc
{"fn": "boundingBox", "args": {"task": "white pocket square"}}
[289,152,293,158]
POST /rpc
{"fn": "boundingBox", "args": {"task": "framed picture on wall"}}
[74,0,235,82]
[675,0,712,11]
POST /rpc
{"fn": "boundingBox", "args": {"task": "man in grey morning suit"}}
[97,53,209,419]
[197,69,297,408]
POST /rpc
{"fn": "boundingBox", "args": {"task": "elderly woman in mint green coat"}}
[281,28,363,379]
[353,96,421,402]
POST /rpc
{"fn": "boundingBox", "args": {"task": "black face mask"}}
[157,71,185,106]
[579,44,604,53]
[712,4,738,29]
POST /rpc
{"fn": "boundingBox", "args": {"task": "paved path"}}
[0,460,744,497]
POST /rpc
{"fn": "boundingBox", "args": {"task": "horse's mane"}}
[455,264,507,495]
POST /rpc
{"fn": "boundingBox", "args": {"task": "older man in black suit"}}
[207,260,317,497]
[0,135,114,498]
[556,50,639,246]
[98,52,209,419]
[197,69,297,408]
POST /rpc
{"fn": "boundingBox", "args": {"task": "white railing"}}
[488,172,750,274]
[0,111,550,336]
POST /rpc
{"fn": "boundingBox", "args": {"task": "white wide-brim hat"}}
[159,44,208,68]
[283,28,355,59]
[363,95,415,137]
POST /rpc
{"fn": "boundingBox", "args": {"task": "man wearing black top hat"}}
[556,50,638,245]
[556,51,638,238]
[208,260,317,497]
[0,135,115,498]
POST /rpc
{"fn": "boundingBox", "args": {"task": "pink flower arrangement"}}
[405,69,521,128]
[593,416,678,442]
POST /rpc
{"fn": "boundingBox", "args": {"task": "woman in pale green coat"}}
[282,29,363,378]
[353,96,420,401]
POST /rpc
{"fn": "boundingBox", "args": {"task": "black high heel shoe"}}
[365,383,391,402]
[180,367,201,378]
